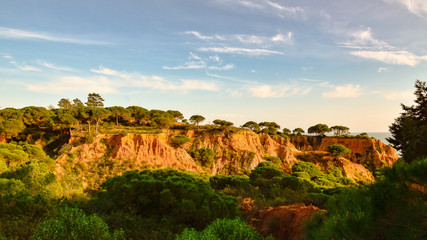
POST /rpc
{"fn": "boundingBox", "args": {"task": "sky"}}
[1,0,426,132]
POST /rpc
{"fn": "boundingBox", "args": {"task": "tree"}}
[89,107,110,134]
[53,109,78,136]
[167,110,184,122]
[106,106,130,126]
[330,125,350,136]
[293,128,304,135]
[126,106,149,124]
[57,98,73,109]
[308,124,330,136]
[31,207,125,240]
[85,93,104,107]
[327,144,351,157]
[259,122,280,130]
[282,128,291,135]
[388,80,427,162]
[213,119,233,127]
[242,121,260,132]
[0,108,25,138]
[72,98,84,107]
[189,115,205,128]
[22,107,52,128]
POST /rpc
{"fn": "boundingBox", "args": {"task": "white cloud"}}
[163,53,233,71]
[36,60,75,71]
[229,0,305,19]
[384,0,427,17]
[185,31,217,40]
[199,47,283,56]
[248,83,308,98]
[350,51,427,67]
[377,67,389,72]
[341,28,427,66]
[163,62,206,70]
[2,55,13,59]
[323,84,362,98]
[0,26,111,45]
[265,1,305,18]
[208,64,234,70]
[339,28,392,50]
[9,60,41,72]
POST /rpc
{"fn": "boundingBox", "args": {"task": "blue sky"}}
[1,0,426,132]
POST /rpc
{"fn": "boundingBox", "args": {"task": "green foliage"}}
[22,106,53,128]
[330,125,350,136]
[292,162,354,189]
[306,158,427,239]
[126,106,149,124]
[242,121,260,132]
[0,178,53,239]
[151,117,173,129]
[57,98,73,109]
[308,124,330,136]
[175,218,271,240]
[210,175,250,190]
[264,156,282,166]
[170,135,191,148]
[85,93,105,107]
[259,122,280,130]
[30,207,125,240]
[0,108,25,137]
[189,115,205,127]
[90,169,238,229]
[293,128,304,135]
[0,160,63,198]
[106,106,131,126]
[189,148,215,167]
[0,143,29,167]
[327,144,352,156]
[213,119,234,127]
[388,80,427,162]
[282,128,291,135]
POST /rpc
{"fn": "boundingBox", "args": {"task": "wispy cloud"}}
[199,47,283,56]
[36,60,75,71]
[384,0,427,17]
[0,26,111,45]
[350,51,427,67]
[377,67,389,72]
[25,76,118,94]
[322,84,362,98]
[163,53,234,71]
[340,27,427,66]
[9,60,41,72]
[186,31,293,47]
[248,83,310,98]
[226,0,305,19]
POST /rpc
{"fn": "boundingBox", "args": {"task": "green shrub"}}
[90,168,238,229]
[292,162,322,178]
[0,143,29,167]
[189,148,215,167]
[175,218,272,240]
[30,207,125,240]
[327,144,351,157]
[170,135,191,148]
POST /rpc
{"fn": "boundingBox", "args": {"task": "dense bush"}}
[189,148,215,167]
[90,168,238,229]
[31,207,125,240]
[306,158,427,239]
[327,144,351,157]
[170,135,191,148]
[175,218,272,240]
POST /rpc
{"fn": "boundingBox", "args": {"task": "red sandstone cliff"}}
[55,130,398,190]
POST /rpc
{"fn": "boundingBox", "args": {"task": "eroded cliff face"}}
[290,136,399,169]
[55,130,398,190]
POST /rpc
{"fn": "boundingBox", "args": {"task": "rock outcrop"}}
[251,203,324,240]
[290,136,399,169]
[55,130,399,190]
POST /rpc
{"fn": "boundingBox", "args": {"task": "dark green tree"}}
[72,98,84,107]
[0,108,25,138]
[57,98,73,109]
[31,207,125,240]
[308,124,330,136]
[167,110,184,122]
[213,119,234,127]
[85,93,105,107]
[327,144,352,157]
[22,106,52,128]
[242,121,260,132]
[388,80,427,162]
[330,125,350,136]
[293,128,305,135]
[282,128,291,135]
[126,106,149,124]
[189,115,205,128]
[106,106,131,126]
[53,109,78,136]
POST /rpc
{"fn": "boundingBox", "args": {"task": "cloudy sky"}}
[1,0,426,132]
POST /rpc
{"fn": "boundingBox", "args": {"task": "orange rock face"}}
[290,136,399,169]
[56,131,399,189]
[251,203,324,240]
